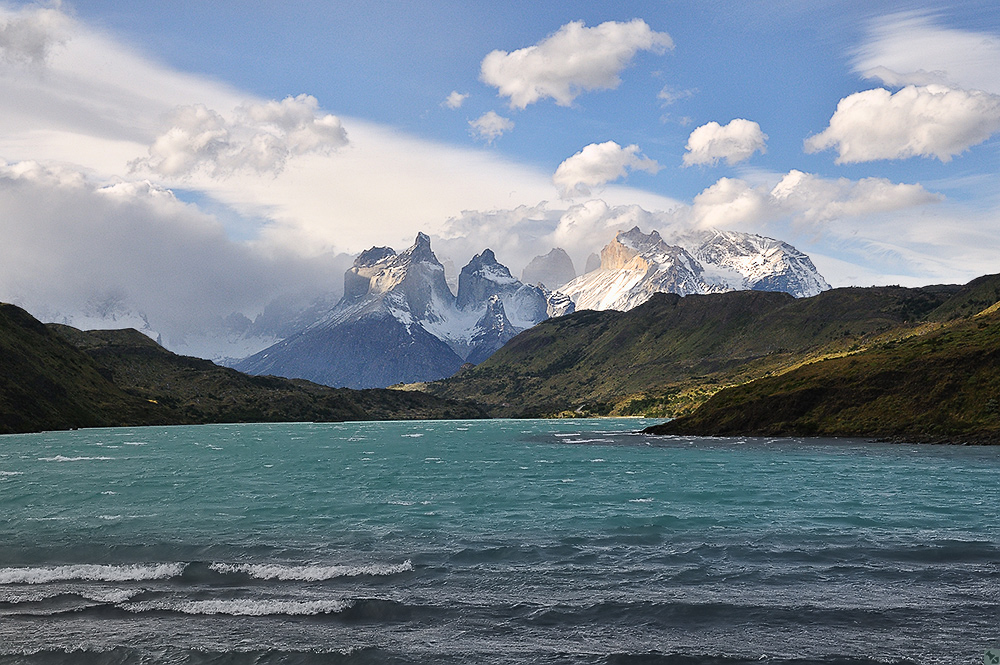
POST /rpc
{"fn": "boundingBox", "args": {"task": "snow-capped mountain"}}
[235,234,557,388]
[560,227,829,312]
[664,227,830,297]
[560,227,724,311]
[236,226,827,388]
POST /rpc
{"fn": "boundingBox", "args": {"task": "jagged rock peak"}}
[354,246,396,268]
[465,295,521,365]
[477,294,514,333]
[561,227,715,311]
[543,288,575,318]
[339,232,451,313]
[600,226,698,275]
[402,232,439,265]
[522,247,576,290]
[457,248,519,311]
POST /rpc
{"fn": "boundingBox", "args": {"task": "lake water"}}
[0,419,997,664]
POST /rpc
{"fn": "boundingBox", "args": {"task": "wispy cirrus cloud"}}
[481,19,673,109]
[853,12,1000,94]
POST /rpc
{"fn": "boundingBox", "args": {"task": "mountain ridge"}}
[643,278,1000,443]
[0,302,486,435]
[426,278,979,421]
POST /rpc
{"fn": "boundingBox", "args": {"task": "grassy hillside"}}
[0,304,160,434]
[645,304,1000,443]
[0,303,485,435]
[428,283,964,418]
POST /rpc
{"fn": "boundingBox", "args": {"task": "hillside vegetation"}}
[1,303,485,435]
[429,281,969,419]
[645,281,1000,443]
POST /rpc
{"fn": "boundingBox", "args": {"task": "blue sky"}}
[0,1,999,348]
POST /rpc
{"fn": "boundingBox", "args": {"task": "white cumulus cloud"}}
[443,91,469,109]
[553,141,661,199]
[0,3,69,67]
[685,169,941,230]
[683,118,767,167]
[805,84,1000,163]
[481,19,673,109]
[468,110,513,143]
[132,94,348,177]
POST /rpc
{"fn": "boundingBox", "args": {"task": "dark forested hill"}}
[0,303,485,435]
[644,301,1000,443]
[428,281,968,418]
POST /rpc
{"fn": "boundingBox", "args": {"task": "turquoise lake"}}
[0,418,997,664]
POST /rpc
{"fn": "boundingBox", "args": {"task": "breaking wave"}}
[123,598,353,616]
[0,563,185,585]
[209,560,413,581]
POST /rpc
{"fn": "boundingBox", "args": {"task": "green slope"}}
[0,304,161,433]
[429,283,963,418]
[645,304,1000,443]
[0,303,485,435]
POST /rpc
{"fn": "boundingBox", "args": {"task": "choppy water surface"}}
[0,419,997,664]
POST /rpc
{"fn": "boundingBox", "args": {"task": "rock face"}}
[521,248,577,290]
[236,234,551,388]
[456,249,547,327]
[543,288,575,318]
[664,228,830,297]
[560,227,829,312]
[560,227,722,311]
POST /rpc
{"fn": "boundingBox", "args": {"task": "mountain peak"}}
[403,232,439,265]
[457,249,520,310]
[522,247,576,290]
[354,246,396,269]
[564,225,829,312]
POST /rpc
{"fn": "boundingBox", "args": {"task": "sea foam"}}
[208,560,412,581]
[0,563,185,584]
[124,598,353,616]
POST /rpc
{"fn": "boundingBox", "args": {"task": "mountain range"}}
[234,233,559,388]
[235,226,829,388]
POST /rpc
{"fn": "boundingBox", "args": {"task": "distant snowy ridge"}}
[560,226,829,312]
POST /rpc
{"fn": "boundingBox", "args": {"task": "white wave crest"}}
[125,598,353,616]
[0,471,24,476]
[36,456,115,462]
[0,562,186,584]
[209,560,412,581]
[0,587,138,604]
